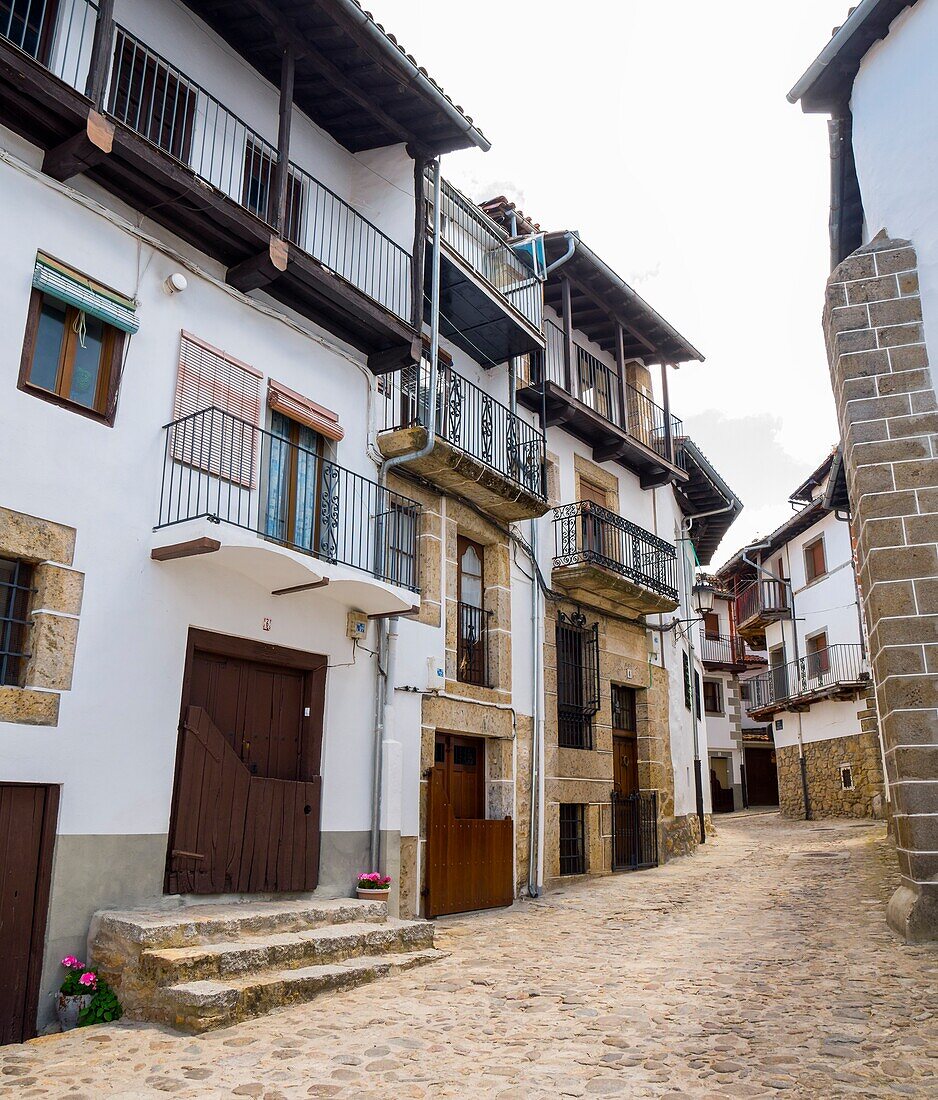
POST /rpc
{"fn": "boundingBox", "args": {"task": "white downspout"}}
[527,518,543,897]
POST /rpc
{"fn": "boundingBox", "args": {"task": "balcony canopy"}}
[183,0,490,154]
[673,438,743,566]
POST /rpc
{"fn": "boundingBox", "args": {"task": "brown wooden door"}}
[744,746,780,807]
[434,733,485,819]
[613,736,638,796]
[0,783,58,1045]
[166,631,325,895]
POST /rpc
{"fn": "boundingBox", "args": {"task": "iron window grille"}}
[682,651,692,710]
[457,601,493,688]
[611,684,637,732]
[559,803,586,875]
[556,610,600,749]
[0,557,35,687]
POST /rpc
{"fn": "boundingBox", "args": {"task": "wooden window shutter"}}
[172,332,262,487]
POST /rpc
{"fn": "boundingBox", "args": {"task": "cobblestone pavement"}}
[3,814,937,1098]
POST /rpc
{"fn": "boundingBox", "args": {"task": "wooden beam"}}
[409,150,429,330]
[615,323,628,433]
[84,0,114,107]
[367,337,423,376]
[227,236,290,293]
[42,110,113,181]
[660,361,674,466]
[561,277,574,394]
[368,605,421,620]
[151,537,221,562]
[560,267,660,359]
[271,579,330,596]
[274,41,295,235]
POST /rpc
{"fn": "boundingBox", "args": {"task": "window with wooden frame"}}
[242,139,306,244]
[264,411,325,554]
[806,630,831,677]
[703,679,723,715]
[556,611,600,749]
[456,536,489,686]
[0,557,35,687]
[559,803,586,875]
[611,684,637,733]
[703,612,721,640]
[19,290,125,423]
[804,536,827,583]
[108,31,196,163]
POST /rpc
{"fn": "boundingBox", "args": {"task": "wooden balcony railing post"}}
[562,277,575,395]
[615,322,628,432]
[274,40,295,238]
[660,361,674,465]
[85,0,115,108]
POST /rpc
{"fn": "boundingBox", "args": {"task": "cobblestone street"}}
[2,813,936,1099]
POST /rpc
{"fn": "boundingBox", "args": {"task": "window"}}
[804,537,827,583]
[559,804,586,875]
[0,558,34,687]
[1,0,59,63]
[611,684,637,733]
[386,504,418,590]
[703,679,724,715]
[556,611,600,749]
[740,681,751,703]
[806,631,831,678]
[840,764,854,791]
[683,651,691,710]
[265,411,325,553]
[109,31,196,162]
[242,139,305,243]
[19,289,125,422]
[703,612,721,640]
[694,671,703,719]
[456,537,488,686]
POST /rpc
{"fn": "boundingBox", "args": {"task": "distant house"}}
[790,0,938,942]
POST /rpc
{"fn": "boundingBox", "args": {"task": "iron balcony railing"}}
[157,407,422,591]
[552,501,678,602]
[735,578,788,626]
[428,172,543,334]
[698,632,746,667]
[379,359,547,499]
[747,644,868,713]
[611,790,659,872]
[537,320,684,468]
[2,4,411,322]
[456,602,492,688]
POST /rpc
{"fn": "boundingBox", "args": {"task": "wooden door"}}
[434,733,485,819]
[613,736,638,796]
[166,631,325,895]
[744,746,780,807]
[0,784,58,1045]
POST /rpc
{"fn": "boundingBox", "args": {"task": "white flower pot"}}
[56,993,93,1031]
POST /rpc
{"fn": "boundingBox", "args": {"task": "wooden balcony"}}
[551,502,679,620]
[0,1,420,368]
[698,633,748,672]
[377,362,550,523]
[734,579,789,643]
[746,645,870,720]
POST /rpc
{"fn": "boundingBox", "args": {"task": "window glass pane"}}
[68,313,106,408]
[30,297,67,392]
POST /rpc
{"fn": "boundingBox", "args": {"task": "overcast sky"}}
[367,0,851,564]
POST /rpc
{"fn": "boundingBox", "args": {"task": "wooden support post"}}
[409,150,429,331]
[43,110,114,182]
[561,277,575,396]
[84,0,115,108]
[660,361,674,465]
[615,322,628,433]
[274,41,296,236]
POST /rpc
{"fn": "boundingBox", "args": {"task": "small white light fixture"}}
[164,272,188,295]
[692,578,716,617]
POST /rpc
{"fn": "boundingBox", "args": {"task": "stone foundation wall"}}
[823,233,938,939]
[661,813,714,862]
[776,732,885,820]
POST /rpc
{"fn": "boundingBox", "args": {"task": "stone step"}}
[159,949,447,1033]
[140,918,435,985]
[91,897,386,955]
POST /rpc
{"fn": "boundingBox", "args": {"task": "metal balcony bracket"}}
[227,236,291,293]
[271,579,330,597]
[43,109,114,183]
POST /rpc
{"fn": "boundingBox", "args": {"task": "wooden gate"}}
[424,768,513,917]
[0,783,59,1045]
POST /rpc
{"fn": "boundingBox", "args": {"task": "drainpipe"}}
[742,542,811,820]
[368,160,444,872]
[545,232,576,276]
[527,518,543,897]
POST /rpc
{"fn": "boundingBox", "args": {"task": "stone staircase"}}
[88,898,442,1033]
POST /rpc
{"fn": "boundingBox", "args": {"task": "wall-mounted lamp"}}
[692,578,716,617]
[164,272,188,295]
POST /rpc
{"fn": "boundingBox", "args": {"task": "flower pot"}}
[356,887,391,900]
[56,993,92,1031]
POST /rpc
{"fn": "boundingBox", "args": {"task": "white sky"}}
[366,0,851,564]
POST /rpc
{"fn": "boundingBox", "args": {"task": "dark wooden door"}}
[613,735,638,796]
[434,733,485,819]
[0,783,58,1045]
[166,631,325,894]
[745,747,780,807]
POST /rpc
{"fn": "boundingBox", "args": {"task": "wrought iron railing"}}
[612,790,659,871]
[552,501,678,602]
[428,173,543,334]
[0,557,36,687]
[456,602,491,688]
[0,6,411,322]
[747,644,868,713]
[735,579,788,626]
[536,320,683,467]
[556,610,600,750]
[698,633,746,667]
[156,407,421,590]
[379,359,546,499]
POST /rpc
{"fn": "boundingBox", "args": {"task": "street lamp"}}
[692,578,716,617]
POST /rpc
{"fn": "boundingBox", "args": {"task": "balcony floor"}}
[747,679,870,721]
[378,426,549,523]
[551,561,679,621]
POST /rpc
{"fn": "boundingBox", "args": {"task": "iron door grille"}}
[556,611,600,749]
[612,790,659,871]
[559,803,586,875]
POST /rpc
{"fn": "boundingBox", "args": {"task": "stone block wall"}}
[823,232,938,939]
[776,731,885,820]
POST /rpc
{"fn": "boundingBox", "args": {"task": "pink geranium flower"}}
[61,956,84,970]
[78,972,97,989]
